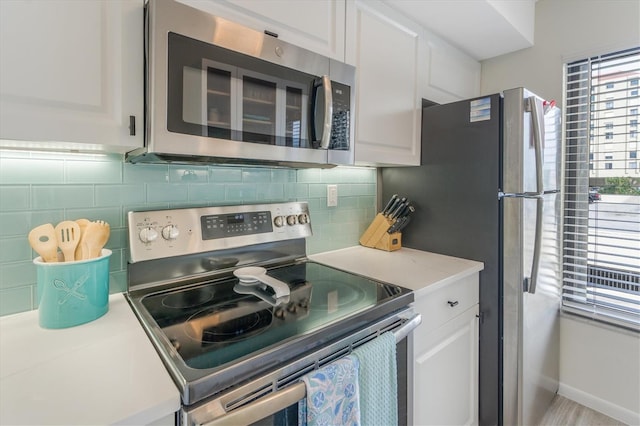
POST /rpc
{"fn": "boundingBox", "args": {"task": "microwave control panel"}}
[330,81,351,150]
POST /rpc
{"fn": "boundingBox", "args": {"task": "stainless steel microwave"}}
[126,0,356,168]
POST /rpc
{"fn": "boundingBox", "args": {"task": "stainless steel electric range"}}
[126,202,419,425]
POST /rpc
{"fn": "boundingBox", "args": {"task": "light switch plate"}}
[327,184,338,207]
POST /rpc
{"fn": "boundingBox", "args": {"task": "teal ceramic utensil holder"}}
[34,249,111,329]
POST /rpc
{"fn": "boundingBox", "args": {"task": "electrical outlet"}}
[327,185,338,207]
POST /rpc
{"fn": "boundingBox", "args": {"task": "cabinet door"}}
[0,0,143,152]
[422,31,481,104]
[414,305,479,426]
[346,0,423,166]
[178,0,346,61]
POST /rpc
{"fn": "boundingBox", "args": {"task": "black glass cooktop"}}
[140,261,410,370]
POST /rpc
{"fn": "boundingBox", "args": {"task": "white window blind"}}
[563,47,640,330]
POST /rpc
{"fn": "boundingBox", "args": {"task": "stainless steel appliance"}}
[382,88,562,425]
[126,202,419,425]
[127,0,355,168]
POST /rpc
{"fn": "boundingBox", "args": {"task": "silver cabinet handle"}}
[311,75,333,149]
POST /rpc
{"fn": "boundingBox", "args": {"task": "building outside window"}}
[563,47,640,331]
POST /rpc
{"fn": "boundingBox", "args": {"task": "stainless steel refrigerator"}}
[381,88,562,425]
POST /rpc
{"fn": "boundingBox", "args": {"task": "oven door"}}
[182,311,421,426]
[141,0,355,167]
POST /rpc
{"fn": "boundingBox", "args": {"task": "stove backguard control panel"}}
[128,202,312,263]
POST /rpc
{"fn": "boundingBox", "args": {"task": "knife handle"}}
[381,194,398,215]
[389,203,404,220]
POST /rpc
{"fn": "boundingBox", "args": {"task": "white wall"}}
[481,0,640,101]
[481,1,640,423]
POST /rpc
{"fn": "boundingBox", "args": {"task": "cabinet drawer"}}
[413,273,479,336]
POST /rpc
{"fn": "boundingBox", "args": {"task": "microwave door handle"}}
[311,75,333,149]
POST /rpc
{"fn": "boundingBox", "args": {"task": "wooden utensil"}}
[54,221,81,262]
[27,223,59,262]
[81,220,110,259]
[74,218,91,260]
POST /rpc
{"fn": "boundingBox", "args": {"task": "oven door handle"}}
[393,313,422,343]
[200,382,305,426]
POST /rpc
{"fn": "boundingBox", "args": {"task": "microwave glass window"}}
[286,87,304,147]
[242,75,276,145]
[206,67,232,138]
[167,32,326,150]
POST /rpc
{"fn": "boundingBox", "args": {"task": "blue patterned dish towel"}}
[298,355,361,426]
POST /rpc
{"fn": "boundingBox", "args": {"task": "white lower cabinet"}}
[412,274,479,425]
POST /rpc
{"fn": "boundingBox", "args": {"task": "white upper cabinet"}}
[422,31,482,105]
[0,0,144,153]
[346,0,424,166]
[178,0,346,61]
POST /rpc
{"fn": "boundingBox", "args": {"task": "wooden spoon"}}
[27,223,59,262]
[54,221,81,262]
[74,218,91,260]
[82,220,110,259]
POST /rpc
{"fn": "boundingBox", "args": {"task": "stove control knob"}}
[286,215,297,226]
[274,307,286,319]
[298,213,309,224]
[286,302,298,313]
[162,225,179,240]
[139,227,158,243]
[274,216,285,227]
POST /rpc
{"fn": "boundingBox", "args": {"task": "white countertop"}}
[0,293,181,426]
[310,246,484,296]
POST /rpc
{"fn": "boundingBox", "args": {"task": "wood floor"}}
[538,395,627,426]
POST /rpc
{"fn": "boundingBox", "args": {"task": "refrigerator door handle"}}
[524,197,544,294]
[526,96,545,195]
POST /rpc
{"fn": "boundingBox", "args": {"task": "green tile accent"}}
[0,286,33,316]
[0,186,30,211]
[31,186,95,209]
[65,160,122,184]
[0,158,64,184]
[0,154,377,316]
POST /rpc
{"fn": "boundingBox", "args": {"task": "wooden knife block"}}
[359,213,402,252]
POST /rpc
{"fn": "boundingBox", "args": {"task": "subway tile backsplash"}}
[0,151,376,316]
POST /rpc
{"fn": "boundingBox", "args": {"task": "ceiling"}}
[384,0,536,61]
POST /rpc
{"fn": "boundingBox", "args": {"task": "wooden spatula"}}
[74,218,91,260]
[28,223,59,262]
[54,221,81,262]
[81,220,110,259]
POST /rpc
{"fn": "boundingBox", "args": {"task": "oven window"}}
[167,32,315,148]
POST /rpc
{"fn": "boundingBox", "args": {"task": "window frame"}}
[562,46,640,332]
